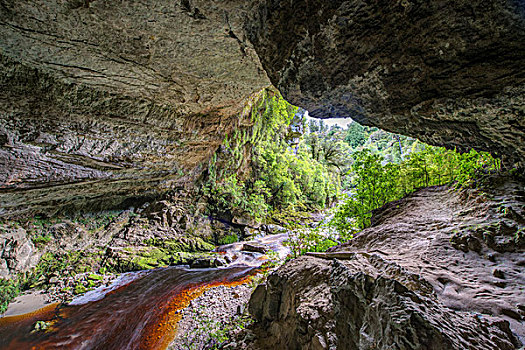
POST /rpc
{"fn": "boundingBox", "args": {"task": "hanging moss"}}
[202,87,337,224]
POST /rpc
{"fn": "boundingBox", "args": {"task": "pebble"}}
[168,281,255,350]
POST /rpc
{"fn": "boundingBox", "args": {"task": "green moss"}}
[31,234,52,246]
[143,237,214,253]
[131,257,161,270]
[105,246,220,273]
[270,209,313,230]
[218,234,238,245]
[147,247,168,261]
[75,265,91,274]
[20,250,103,293]
[88,274,103,281]
[74,283,87,295]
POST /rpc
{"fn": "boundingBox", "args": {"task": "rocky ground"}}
[4,174,524,350]
[169,281,256,350]
[0,194,265,313]
[169,232,291,349]
[235,177,525,350]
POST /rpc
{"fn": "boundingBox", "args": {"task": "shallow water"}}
[0,232,291,350]
[0,266,256,350]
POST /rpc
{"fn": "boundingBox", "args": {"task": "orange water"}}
[0,266,255,350]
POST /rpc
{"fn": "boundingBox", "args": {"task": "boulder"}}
[242,243,268,254]
[246,257,520,350]
[0,227,39,279]
[189,256,227,269]
[242,179,525,349]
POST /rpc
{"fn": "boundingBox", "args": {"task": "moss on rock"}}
[104,243,222,273]
[143,237,215,253]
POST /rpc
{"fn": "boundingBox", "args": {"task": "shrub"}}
[329,147,500,237]
[0,278,20,314]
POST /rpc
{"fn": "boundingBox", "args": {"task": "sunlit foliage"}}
[330,147,500,239]
[203,89,339,223]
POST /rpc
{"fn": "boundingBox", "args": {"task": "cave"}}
[0,1,524,349]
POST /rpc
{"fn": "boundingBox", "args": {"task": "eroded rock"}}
[0,227,39,278]
[241,178,525,349]
[247,0,525,166]
[0,0,270,217]
[245,257,519,350]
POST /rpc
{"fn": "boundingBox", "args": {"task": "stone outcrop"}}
[242,179,525,349]
[2,1,525,217]
[247,0,525,166]
[0,0,270,217]
[0,227,40,279]
[2,3,525,347]
[246,258,519,350]
[0,194,232,279]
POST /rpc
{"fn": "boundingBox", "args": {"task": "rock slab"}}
[242,180,525,349]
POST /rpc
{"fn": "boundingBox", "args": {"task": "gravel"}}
[168,278,257,350]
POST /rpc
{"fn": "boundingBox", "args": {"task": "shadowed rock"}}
[0,0,270,217]
[242,179,525,349]
[2,1,525,216]
[247,0,525,166]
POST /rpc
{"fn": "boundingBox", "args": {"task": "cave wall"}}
[0,0,270,217]
[247,0,525,166]
[2,0,525,217]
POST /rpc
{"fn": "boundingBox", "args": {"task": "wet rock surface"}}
[0,195,249,307]
[242,243,269,254]
[247,0,525,166]
[241,178,525,349]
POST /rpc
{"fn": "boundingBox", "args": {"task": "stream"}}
[0,234,290,350]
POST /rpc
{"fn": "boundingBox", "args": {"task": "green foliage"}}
[255,143,338,211]
[204,89,339,224]
[338,120,423,167]
[330,147,501,236]
[0,278,20,314]
[218,234,239,245]
[31,234,52,246]
[19,250,102,290]
[208,174,270,222]
[74,283,88,295]
[205,93,503,248]
[283,227,338,258]
[0,248,108,312]
[261,250,282,269]
[23,253,70,288]
[344,121,368,149]
[269,209,314,230]
[88,273,103,281]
